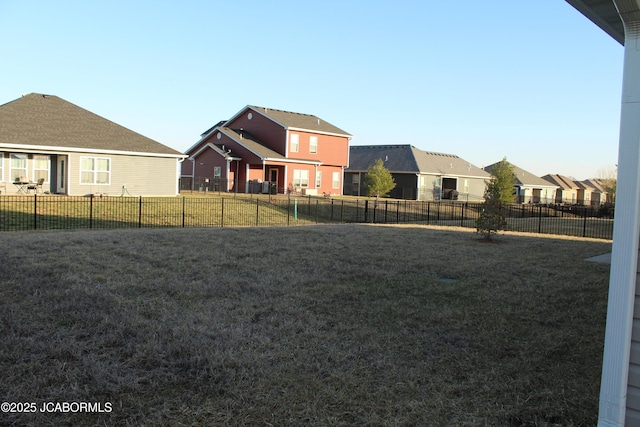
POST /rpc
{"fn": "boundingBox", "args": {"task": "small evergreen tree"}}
[489,158,516,204]
[364,158,396,198]
[476,178,507,240]
[476,158,514,240]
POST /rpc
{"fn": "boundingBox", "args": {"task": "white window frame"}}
[332,171,340,189]
[10,153,27,182]
[293,169,309,188]
[32,155,51,183]
[0,154,3,182]
[80,156,111,185]
[290,133,299,153]
[309,136,318,154]
[316,170,322,188]
[214,166,222,178]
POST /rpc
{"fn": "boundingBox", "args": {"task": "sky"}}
[0,0,624,180]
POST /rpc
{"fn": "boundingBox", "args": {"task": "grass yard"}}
[0,225,611,426]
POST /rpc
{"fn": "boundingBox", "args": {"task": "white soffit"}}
[566,0,625,44]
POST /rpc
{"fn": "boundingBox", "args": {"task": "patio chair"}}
[27,178,45,194]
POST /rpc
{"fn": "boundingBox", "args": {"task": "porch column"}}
[599,2,640,426]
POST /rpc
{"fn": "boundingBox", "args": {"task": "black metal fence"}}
[0,195,615,240]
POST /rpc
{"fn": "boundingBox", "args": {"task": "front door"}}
[269,168,279,193]
[57,156,67,194]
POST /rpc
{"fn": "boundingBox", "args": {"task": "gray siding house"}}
[484,161,558,204]
[0,93,185,196]
[345,145,490,201]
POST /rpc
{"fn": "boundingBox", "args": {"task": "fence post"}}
[538,204,542,234]
[583,207,588,238]
[340,200,344,223]
[90,194,94,229]
[316,200,319,224]
[460,203,465,227]
[256,199,260,226]
[34,194,37,230]
[287,197,290,226]
[427,202,430,225]
[139,196,143,228]
[221,198,225,227]
[384,200,388,224]
[364,200,369,222]
[182,197,186,227]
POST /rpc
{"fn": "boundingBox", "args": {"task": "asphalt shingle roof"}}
[0,93,183,156]
[347,145,490,178]
[220,128,286,160]
[485,162,557,187]
[248,106,351,137]
[541,174,579,189]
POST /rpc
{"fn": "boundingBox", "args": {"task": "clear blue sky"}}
[0,0,623,180]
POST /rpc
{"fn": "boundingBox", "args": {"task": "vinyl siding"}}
[228,111,287,154]
[67,152,179,196]
[628,264,640,421]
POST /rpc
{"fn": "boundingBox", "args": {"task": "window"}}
[214,166,221,178]
[309,136,318,154]
[463,179,469,193]
[293,169,309,188]
[290,134,299,153]
[332,172,340,189]
[10,154,27,181]
[316,171,322,188]
[351,174,360,195]
[81,157,111,185]
[33,155,50,182]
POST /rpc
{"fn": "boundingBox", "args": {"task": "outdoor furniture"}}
[13,178,30,194]
[27,178,45,194]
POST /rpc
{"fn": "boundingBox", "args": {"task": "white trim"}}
[287,126,351,138]
[598,2,640,426]
[0,143,185,159]
[263,157,321,166]
[79,156,111,186]
[190,142,241,161]
[227,106,352,137]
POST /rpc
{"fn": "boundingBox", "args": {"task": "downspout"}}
[177,158,184,195]
[235,159,240,194]
[190,158,196,191]
[599,3,640,426]
[245,163,250,193]
[225,158,231,192]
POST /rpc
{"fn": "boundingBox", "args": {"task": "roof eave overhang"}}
[189,142,241,161]
[0,143,186,159]
[264,157,322,166]
[566,0,625,44]
[287,126,352,138]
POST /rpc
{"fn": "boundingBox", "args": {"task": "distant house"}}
[0,93,185,196]
[344,145,490,201]
[541,174,609,205]
[182,106,351,195]
[541,174,580,204]
[484,161,558,204]
[578,179,609,205]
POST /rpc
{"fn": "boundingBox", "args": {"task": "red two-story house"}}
[181,106,351,195]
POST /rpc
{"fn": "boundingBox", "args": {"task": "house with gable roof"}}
[484,161,558,204]
[344,145,490,201]
[541,174,580,204]
[577,178,609,205]
[0,93,185,196]
[181,106,351,195]
[541,174,610,205]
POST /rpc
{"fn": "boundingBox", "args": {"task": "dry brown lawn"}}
[0,224,611,426]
